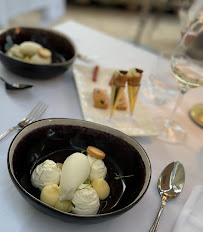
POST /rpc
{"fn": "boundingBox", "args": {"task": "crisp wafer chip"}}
[38,48,52,58]
[87,146,106,159]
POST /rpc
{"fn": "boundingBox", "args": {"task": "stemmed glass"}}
[156,16,203,143]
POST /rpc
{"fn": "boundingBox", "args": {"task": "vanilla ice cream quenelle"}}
[59,152,90,201]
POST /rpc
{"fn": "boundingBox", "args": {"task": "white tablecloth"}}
[0,20,203,232]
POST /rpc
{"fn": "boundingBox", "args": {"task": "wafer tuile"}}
[110,70,128,117]
[127,68,143,114]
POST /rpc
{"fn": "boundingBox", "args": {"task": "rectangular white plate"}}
[73,64,158,136]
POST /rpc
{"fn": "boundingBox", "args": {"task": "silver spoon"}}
[149,161,185,232]
[0,77,33,90]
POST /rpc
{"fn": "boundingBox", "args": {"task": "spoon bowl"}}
[0,76,33,90]
[158,161,185,199]
[150,161,185,232]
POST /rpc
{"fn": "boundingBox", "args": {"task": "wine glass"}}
[142,53,180,105]
[156,16,203,143]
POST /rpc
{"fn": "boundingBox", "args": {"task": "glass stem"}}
[169,86,188,122]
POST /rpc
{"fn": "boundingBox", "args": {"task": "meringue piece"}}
[59,152,90,201]
[92,178,110,200]
[87,154,107,181]
[31,160,61,190]
[40,184,60,207]
[72,184,100,215]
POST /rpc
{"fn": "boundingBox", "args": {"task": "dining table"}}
[0,20,203,232]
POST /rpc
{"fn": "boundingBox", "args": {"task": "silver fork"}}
[0,102,48,141]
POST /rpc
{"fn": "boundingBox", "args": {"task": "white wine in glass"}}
[156,16,203,143]
[172,63,203,88]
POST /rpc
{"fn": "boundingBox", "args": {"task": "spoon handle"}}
[149,198,166,232]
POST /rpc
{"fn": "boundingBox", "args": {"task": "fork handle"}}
[0,126,19,141]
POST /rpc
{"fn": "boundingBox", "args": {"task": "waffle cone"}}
[110,85,125,116]
[128,85,140,113]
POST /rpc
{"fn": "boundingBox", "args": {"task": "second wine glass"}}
[156,16,203,143]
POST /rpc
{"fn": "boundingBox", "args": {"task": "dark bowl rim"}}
[7,117,151,219]
[0,26,77,67]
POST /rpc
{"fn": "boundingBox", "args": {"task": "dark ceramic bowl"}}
[0,27,76,79]
[8,118,151,223]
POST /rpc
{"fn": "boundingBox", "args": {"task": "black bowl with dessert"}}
[0,27,76,79]
[8,118,151,223]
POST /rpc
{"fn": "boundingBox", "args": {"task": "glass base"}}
[156,119,186,144]
[189,104,203,128]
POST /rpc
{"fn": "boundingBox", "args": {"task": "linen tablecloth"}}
[0,20,203,232]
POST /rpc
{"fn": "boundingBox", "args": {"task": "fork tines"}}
[25,102,48,124]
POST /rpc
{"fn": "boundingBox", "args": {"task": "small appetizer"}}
[93,88,109,109]
[110,70,128,117]
[127,68,143,114]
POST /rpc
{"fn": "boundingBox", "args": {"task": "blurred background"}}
[0,0,198,57]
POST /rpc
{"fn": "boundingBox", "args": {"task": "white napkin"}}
[173,185,203,232]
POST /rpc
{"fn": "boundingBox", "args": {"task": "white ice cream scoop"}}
[60,152,90,201]
[72,184,100,215]
[31,160,61,190]
[87,154,107,181]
